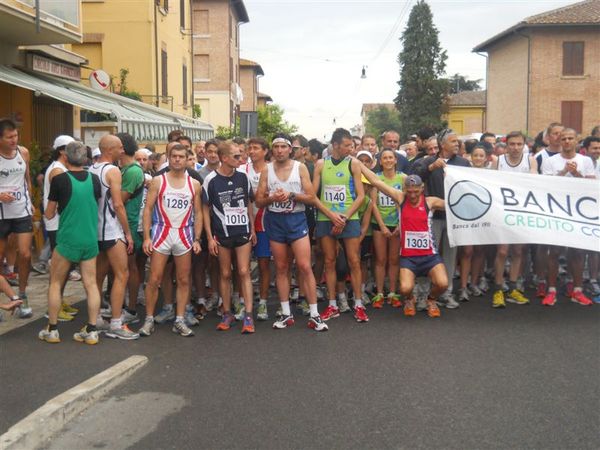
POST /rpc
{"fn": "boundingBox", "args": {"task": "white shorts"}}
[151,225,193,256]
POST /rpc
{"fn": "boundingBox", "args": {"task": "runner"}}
[39,141,102,344]
[138,143,202,337]
[0,118,34,318]
[360,168,447,318]
[203,141,256,333]
[255,136,328,331]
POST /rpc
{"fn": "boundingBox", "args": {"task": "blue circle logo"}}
[336,172,344,177]
[448,180,492,221]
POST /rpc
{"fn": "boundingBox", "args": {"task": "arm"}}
[358,163,404,204]
[254,167,273,209]
[192,181,203,254]
[202,202,218,257]
[142,177,160,256]
[360,199,373,239]
[425,196,445,211]
[21,147,35,212]
[106,167,133,253]
[294,163,316,205]
[342,158,365,221]
[529,156,538,174]
[44,200,57,221]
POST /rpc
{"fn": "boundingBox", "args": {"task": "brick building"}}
[239,58,263,112]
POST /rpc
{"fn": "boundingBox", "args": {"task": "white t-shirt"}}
[592,159,600,179]
[541,153,595,178]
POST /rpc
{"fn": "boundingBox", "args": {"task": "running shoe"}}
[68,269,82,281]
[361,292,371,306]
[570,291,593,306]
[298,300,310,316]
[61,302,79,316]
[233,303,246,321]
[507,289,529,305]
[592,294,600,304]
[458,288,470,302]
[565,281,574,297]
[216,313,235,331]
[354,305,369,323]
[73,327,99,345]
[536,281,547,298]
[154,306,175,324]
[477,277,489,293]
[416,296,428,312]
[32,261,48,275]
[105,324,140,340]
[290,287,300,302]
[440,293,459,309]
[321,305,340,321]
[100,305,112,319]
[172,320,194,337]
[588,280,600,296]
[95,316,110,332]
[16,294,33,318]
[139,317,155,336]
[403,297,416,317]
[468,284,483,297]
[338,296,351,313]
[541,291,557,307]
[371,293,384,309]
[4,271,18,286]
[38,326,60,343]
[316,286,325,301]
[492,290,506,308]
[185,304,199,326]
[501,281,509,293]
[256,303,269,321]
[44,309,74,322]
[389,293,402,308]
[205,295,219,312]
[308,315,328,332]
[516,277,526,293]
[426,300,441,318]
[121,309,139,325]
[272,314,295,329]
[241,315,255,334]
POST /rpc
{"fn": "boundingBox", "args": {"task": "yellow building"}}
[443,91,486,136]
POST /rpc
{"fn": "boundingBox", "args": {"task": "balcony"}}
[0,0,81,45]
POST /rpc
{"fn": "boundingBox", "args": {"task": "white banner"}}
[444,166,600,252]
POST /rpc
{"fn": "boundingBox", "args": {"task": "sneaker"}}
[570,291,593,306]
[95,316,110,332]
[233,303,246,321]
[565,281,574,297]
[308,315,328,332]
[16,294,33,318]
[416,296,428,312]
[321,305,340,321]
[4,271,18,286]
[73,326,99,345]
[185,311,200,327]
[241,315,255,334]
[389,293,402,308]
[427,300,441,318]
[139,317,155,336]
[272,314,295,329]
[516,277,526,293]
[68,269,82,281]
[172,320,194,337]
[440,293,459,309]
[506,289,529,305]
[154,306,175,324]
[216,313,235,331]
[501,281,509,292]
[316,286,325,301]
[477,277,489,293]
[290,287,300,302]
[256,303,269,321]
[361,292,371,306]
[354,305,369,323]
[403,297,416,317]
[536,281,547,298]
[468,284,483,297]
[338,296,351,313]
[542,291,557,307]
[44,309,74,322]
[205,295,219,312]
[371,293,384,309]
[100,305,112,319]
[492,290,506,308]
[588,280,600,296]
[105,324,140,340]
[32,261,48,274]
[458,288,470,302]
[38,326,60,343]
[299,300,310,316]
[121,309,140,325]
[592,294,600,304]
[61,302,79,316]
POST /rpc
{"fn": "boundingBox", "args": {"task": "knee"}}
[176,274,190,287]
[237,265,250,279]
[146,273,162,289]
[220,268,232,283]
[496,248,508,259]
[19,247,31,260]
[434,278,449,292]
[399,281,414,297]
[297,261,312,276]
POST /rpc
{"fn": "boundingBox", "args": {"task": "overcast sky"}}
[240,0,575,140]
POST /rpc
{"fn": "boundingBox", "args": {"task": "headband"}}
[272,137,291,147]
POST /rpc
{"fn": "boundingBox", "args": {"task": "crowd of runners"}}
[0,117,598,344]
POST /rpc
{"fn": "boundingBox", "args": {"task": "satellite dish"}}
[89,70,110,90]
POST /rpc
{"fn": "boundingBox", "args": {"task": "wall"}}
[0,82,33,146]
[240,66,257,111]
[444,106,485,135]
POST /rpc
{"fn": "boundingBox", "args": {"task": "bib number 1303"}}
[224,206,248,227]
[404,231,430,250]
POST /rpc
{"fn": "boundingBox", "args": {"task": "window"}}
[562,42,584,76]
[161,49,168,98]
[193,54,209,80]
[180,0,185,28]
[193,9,209,34]
[182,64,188,105]
[561,101,583,133]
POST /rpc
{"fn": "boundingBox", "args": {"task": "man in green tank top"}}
[313,128,369,323]
[39,141,103,345]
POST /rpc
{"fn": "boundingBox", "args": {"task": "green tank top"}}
[57,172,99,249]
[372,171,405,226]
[318,157,358,221]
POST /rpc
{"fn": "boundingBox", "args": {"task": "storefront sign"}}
[28,54,81,82]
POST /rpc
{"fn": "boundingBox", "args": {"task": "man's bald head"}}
[98,135,123,163]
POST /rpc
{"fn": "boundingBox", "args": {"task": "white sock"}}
[259,299,267,306]
[7,265,14,272]
[573,286,582,293]
[175,315,184,323]
[110,318,122,329]
[146,315,154,321]
[354,298,363,308]
[281,301,291,316]
[163,303,174,311]
[329,299,337,308]
[309,303,319,317]
[197,297,206,306]
[548,287,557,293]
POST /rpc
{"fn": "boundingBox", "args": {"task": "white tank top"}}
[498,154,530,173]
[43,160,67,231]
[0,147,32,219]
[88,162,124,241]
[267,160,305,214]
[153,173,195,229]
[137,173,152,233]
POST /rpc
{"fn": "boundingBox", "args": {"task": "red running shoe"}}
[321,305,340,321]
[354,306,369,323]
[536,281,547,298]
[542,291,557,306]
[570,291,593,306]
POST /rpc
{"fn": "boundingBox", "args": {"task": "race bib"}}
[270,199,295,213]
[223,205,248,227]
[404,231,430,250]
[324,185,346,203]
[378,191,395,208]
[164,195,190,210]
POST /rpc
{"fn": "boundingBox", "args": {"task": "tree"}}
[394,0,447,138]
[364,106,402,138]
[444,73,482,94]
[257,104,298,143]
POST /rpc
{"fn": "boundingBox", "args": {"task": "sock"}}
[86,323,97,332]
[175,315,184,323]
[7,265,14,272]
[110,318,122,329]
[354,298,363,308]
[48,323,58,331]
[548,287,557,293]
[197,297,206,306]
[573,286,582,293]
[309,303,319,317]
[146,315,154,322]
[329,299,338,308]
[281,301,291,316]
[259,299,267,306]
[163,303,174,311]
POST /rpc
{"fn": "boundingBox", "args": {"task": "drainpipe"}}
[190,0,194,115]
[475,51,488,131]
[515,30,531,134]
[154,3,159,107]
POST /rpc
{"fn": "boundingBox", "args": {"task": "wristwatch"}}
[289,192,296,202]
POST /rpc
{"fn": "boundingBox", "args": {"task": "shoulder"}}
[18,146,30,159]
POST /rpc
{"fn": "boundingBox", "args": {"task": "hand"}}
[0,192,15,203]
[382,226,392,238]
[192,240,201,255]
[429,159,446,171]
[270,189,287,203]
[0,299,22,313]
[331,224,344,235]
[143,238,153,256]
[392,226,400,236]
[125,233,134,254]
[329,213,346,229]
[208,238,219,257]
[565,161,578,174]
[250,230,257,246]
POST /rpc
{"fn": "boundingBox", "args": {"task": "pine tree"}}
[394,0,447,138]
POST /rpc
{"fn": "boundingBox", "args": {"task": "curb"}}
[0,354,148,450]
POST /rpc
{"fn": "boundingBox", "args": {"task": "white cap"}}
[53,135,75,150]
[356,150,374,161]
[92,148,101,158]
[138,148,153,156]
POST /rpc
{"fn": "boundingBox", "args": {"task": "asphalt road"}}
[2,292,599,449]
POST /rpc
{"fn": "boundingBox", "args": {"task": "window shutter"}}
[561,101,583,133]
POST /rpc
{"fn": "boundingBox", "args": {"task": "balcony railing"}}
[16,0,80,27]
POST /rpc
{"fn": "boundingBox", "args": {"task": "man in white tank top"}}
[0,118,34,317]
[89,134,137,340]
[255,136,328,332]
[491,131,538,309]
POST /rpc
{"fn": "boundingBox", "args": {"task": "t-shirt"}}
[535,148,559,174]
[48,171,101,214]
[541,153,595,177]
[121,162,145,225]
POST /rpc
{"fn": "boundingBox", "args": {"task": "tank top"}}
[372,171,405,227]
[152,173,195,229]
[399,195,437,257]
[88,162,125,241]
[317,157,357,221]
[43,160,67,231]
[0,147,32,219]
[267,160,305,214]
[57,172,98,250]
[240,162,265,232]
[498,154,530,173]
[137,173,152,233]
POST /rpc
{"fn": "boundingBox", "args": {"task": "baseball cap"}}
[405,174,423,186]
[138,148,153,156]
[92,148,101,158]
[53,135,75,150]
[356,150,374,161]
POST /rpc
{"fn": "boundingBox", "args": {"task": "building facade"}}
[443,91,486,136]
[239,58,263,112]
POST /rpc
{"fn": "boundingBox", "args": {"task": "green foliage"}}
[444,73,483,94]
[257,104,298,143]
[216,126,236,140]
[394,0,448,139]
[192,105,202,119]
[365,106,402,139]
[27,141,44,179]
[115,68,142,102]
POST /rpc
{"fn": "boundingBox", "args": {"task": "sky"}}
[240,0,576,140]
